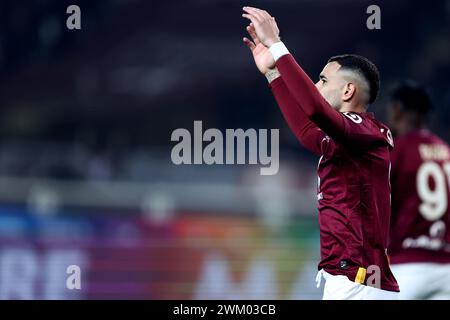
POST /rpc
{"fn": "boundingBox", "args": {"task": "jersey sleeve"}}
[270,76,325,156]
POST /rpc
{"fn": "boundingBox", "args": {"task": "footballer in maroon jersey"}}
[387,83,450,299]
[242,6,399,299]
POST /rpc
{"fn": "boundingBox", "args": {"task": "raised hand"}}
[242,6,280,48]
[243,23,276,74]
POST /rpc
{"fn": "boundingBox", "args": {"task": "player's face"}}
[315,62,346,111]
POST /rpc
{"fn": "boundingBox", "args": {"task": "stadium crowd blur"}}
[1,0,449,182]
[0,0,449,299]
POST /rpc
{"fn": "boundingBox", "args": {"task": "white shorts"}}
[390,263,450,299]
[317,270,399,300]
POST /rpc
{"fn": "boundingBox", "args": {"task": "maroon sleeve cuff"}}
[268,76,284,89]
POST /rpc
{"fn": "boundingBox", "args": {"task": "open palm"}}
[243,24,276,74]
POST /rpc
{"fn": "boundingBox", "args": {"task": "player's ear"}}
[342,82,356,102]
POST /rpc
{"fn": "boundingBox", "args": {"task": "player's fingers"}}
[246,6,271,21]
[243,37,256,50]
[251,8,266,22]
[260,9,273,21]
[243,7,264,22]
[242,13,258,25]
[270,18,279,34]
[246,25,260,45]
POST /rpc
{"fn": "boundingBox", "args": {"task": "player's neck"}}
[339,104,366,114]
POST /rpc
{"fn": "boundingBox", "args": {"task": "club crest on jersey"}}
[343,112,363,124]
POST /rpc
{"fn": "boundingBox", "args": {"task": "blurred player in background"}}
[387,83,450,299]
[242,6,399,299]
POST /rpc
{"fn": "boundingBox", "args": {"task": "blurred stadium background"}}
[0,0,449,299]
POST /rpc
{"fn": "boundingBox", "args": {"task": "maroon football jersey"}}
[270,53,400,292]
[389,129,450,264]
[315,112,399,292]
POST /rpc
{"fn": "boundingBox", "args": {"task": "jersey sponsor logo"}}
[402,220,450,252]
[343,112,363,124]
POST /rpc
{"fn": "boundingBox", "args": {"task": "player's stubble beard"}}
[320,88,343,112]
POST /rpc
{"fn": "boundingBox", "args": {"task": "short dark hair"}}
[389,82,433,115]
[328,54,380,104]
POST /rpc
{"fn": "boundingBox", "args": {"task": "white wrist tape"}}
[269,42,290,62]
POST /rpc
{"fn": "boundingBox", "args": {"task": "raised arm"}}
[270,74,324,156]
[243,23,324,155]
[242,6,347,141]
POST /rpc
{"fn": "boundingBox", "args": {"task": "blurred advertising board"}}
[0,205,321,299]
